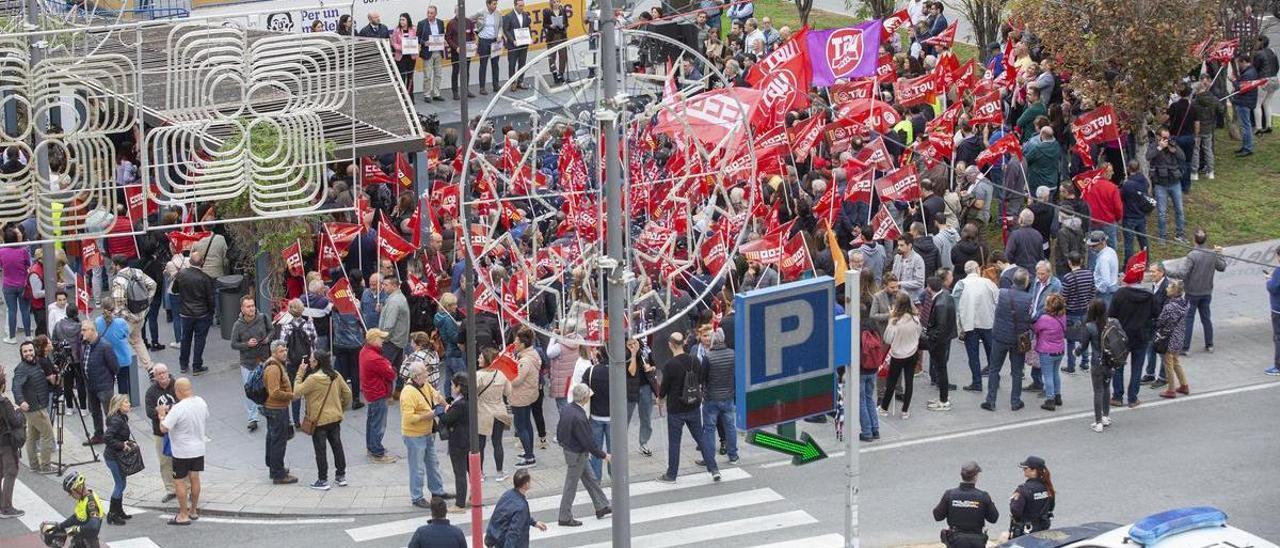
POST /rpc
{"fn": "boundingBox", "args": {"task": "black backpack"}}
[1100,318,1130,368]
[680,360,701,407]
[285,321,313,368]
[244,364,269,405]
[124,271,151,314]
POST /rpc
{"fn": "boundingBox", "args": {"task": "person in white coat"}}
[953,261,998,392]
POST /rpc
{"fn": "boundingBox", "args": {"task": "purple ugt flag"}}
[807,20,883,87]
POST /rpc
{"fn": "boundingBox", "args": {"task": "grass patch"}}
[750,0,978,63]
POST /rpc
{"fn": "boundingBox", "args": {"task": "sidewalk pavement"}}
[1,327,844,517]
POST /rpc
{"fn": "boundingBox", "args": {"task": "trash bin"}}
[217,274,245,340]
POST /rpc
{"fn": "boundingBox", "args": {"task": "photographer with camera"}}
[1146,128,1188,244]
[52,304,86,415]
[12,340,57,474]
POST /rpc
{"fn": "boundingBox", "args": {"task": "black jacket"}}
[624,347,657,402]
[1120,175,1153,221]
[1010,478,1055,529]
[84,339,119,393]
[501,10,531,49]
[951,240,985,271]
[12,359,51,410]
[923,290,957,349]
[701,343,735,401]
[1005,227,1044,272]
[933,482,999,534]
[438,395,470,451]
[144,380,178,436]
[914,235,941,277]
[584,364,610,418]
[1108,286,1158,343]
[555,402,605,458]
[1146,142,1185,186]
[103,412,131,461]
[659,353,702,415]
[172,266,215,318]
[414,18,446,58]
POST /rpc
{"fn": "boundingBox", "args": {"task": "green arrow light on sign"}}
[746,430,828,465]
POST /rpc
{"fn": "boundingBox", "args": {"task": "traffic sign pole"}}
[844,270,860,548]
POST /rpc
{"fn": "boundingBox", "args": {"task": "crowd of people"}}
[0,2,1278,547]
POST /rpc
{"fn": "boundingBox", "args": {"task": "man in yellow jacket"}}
[401,361,449,508]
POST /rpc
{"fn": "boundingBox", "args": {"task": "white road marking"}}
[746,533,848,548]
[157,514,354,525]
[531,488,785,541]
[575,510,818,548]
[12,479,63,531]
[345,467,753,542]
[108,538,163,548]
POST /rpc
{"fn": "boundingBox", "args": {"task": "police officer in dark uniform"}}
[933,461,999,547]
[1009,455,1056,538]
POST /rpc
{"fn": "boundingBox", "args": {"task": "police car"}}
[998,507,1278,548]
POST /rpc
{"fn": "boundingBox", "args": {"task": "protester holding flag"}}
[1232,54,1260,157]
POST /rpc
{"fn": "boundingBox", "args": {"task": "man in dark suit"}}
[1145,262,1171,387]
[357,11,391,39]
[555,383,611,527]
[502,0,533,89]
[416,5,447,102]
[446,7,476,100]
[923,276,958,411]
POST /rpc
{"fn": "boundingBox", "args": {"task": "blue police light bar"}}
[1127,506,1228,545]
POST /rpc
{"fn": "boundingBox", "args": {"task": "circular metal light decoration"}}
[460,29,758,346]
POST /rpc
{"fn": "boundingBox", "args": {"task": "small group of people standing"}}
[933,456,1056,547]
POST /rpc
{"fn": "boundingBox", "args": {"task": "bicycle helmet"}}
[61,472,85,495]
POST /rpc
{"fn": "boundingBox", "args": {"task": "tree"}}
[1009,0,1218,134]
[955,0,1009,59]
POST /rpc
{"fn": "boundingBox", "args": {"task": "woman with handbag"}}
[294,350,353,491]
[475,347,512,482]
[1032,295,1068,411]
[103,394,137,526]
[1156,281,1190,398]
[879,293,921,420]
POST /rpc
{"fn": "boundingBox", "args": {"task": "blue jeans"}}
[1184,294,1214,350]
[365,398,389,457]
[858,373,879,437]
[3,285,30,338]
[441,356,464,400]
[963,329,992,387]
[1145,344,1165,380]
[240,366,260,422]
[1040,352,1063,399]
[555,397,568,414]
[589,419,611,479]
[1121,217,1149,264]
[105,456,126,499]
[984,339,1026,407]
[145,289,162,344]
[1272,312,1280,367]
[701,399,738,460]
[263,407,290,479]
[665,409,718,479]
[1112,340,1147,404]
[513,405,535,460]
[1154,184,1185,239]
[403,434,445,501]
[1173,134,1195,193]
[625,385,654,446]
[1065,313,1089,371]
[178,314,212,371]
[1236,105,1254,153]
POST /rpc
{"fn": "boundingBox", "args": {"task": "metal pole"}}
[598,1,629,545]
[844,270,860,548]
[23,0,57,336]
[456,4,479,546]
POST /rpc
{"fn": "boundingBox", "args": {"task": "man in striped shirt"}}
[1061,252,1095,374]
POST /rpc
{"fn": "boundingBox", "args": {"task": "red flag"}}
[1072,167,1108,194]
[870,207,902,241]
[583,309,607,344]
[167,231,212,253]
[699,227,730,275]
[948,59,978,95]
[746,26,809,87]
[881,8,910,40]
[394,153,414,189]
[323,222,363,250]
[915,134,953,169]
[407,274,439,299]
[406,197,423,247]
[843,165,874,205]
[835,98,902,134]
[1189,36,1212,58]
[875,53,898,83]
[1071,130,1096,169]
[1236,79,1268,96]
[489,348,520,381]
[123,184,146,223]
[895,73,939,107]
[76,275,92,316]
[755,45,812,126]
[825,121,867,154]
[812,182,838,226]
[376,218,415,263]
[429,179,460,220]
[829,79,876,106]
[361,157,394,186]
[1208,39,1238,63]
[778,232,814,279]
[874,165,921,202]
[282,241,304,277]
[975,132,1024,167]
[970,90,1004,126]
[654,88,764,152]
[740,232,785,264]
[922,21,957,48]
[1075,105,1122,145]
[82,240,103,270]
[855,136,896,172]
[327,278,361,315]
[926,102,963,136]
[788,115,826,161]
[1123,250,1148,284]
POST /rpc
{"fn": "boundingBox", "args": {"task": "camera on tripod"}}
[51,341,76,376]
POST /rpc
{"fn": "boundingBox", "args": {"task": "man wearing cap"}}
[263,340,297,484]
[1010,456,1055,537]
[555,383,611,527]
[932,461,998,547]
[1089,231,1119,307]
[361,328,400,464]
[1108,255,1158,408]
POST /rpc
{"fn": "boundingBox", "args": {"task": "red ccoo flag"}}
[81,240,103,270]
[874,165,922,202]
[361,157,394,186]
[327,277,361,316]
[778,231,814,280]
[870,207,902,241]
[282,240,304,277]
[376,215,415,263]
[76,275,92,317]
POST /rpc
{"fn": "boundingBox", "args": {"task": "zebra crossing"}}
[343,467,846,548]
